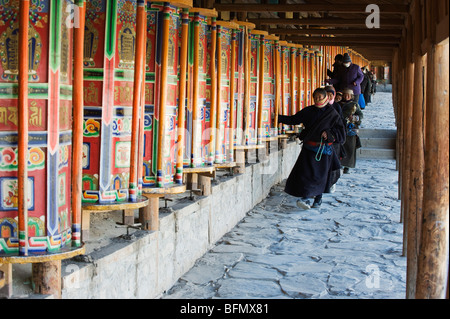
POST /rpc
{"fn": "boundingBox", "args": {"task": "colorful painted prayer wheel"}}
[303,48,312,107]
[184,8,217,168]
[82,0,147,203]
[142,0,192,189]
[232,21,255,149]
[278,41,291,133]
[288,43,299,116]
[0,0,85,258]
[258,34,278,140]
[296,45,305,111]
[215,20,239,163]
[246,30,267,145]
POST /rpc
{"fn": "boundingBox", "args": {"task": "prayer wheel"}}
[82,0,148,202]
[278,41,291,133]
[184,8,217,168]
[232,21,255,148]
[247,30,267,145]
[142,0,192,189]
[296,44,305,111]
[0,0,85,259]
[259,34,278,140]
[215,20,239,163]
[303,48,312,107]
[288,43,298,116]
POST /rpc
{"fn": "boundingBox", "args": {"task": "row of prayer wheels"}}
[0,0,369,297]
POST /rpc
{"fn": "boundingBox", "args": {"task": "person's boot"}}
[343,167,350,174]
[296,198,311,210]
[312,196,322,208]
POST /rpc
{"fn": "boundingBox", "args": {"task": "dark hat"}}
[343,53,352,63]
[324,85,336,94]
[335,54,344,62]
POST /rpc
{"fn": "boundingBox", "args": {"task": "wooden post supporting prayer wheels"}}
[415,37,449,300]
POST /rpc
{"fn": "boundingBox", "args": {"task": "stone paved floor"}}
[162,92,407,299]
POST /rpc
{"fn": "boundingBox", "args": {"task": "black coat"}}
[278,104,346,198]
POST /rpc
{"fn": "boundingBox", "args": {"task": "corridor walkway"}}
[162,92,407,299]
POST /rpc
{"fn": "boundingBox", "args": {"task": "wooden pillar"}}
[129,0,147,199]
[198,175,212,196]
[274,41,281,133]
[289,46,295,116]
[229,29,237,160]
[257,34,265,144]
[176,9,189,182]
[192,13,201,166]
[243,26,251,144]
[156,6,171,187]
[18,0,30,257]
[215,25,223,162]
[280,44,286,131]
[140,196,160,231]
[401,17,415,256]
[71,0,86,247]
[32,261,62,298]
[416,38,449,299]
[406,0,426,299]
[209,17,217,163]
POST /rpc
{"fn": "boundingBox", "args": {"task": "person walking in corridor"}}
[339,88,364,174]
[327,53,364,103]
[278,88,346,209]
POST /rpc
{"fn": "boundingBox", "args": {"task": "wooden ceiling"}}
[198,0,412,63]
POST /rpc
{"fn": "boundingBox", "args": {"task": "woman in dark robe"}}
[278,88,346,209]
[324,85,346,192]
[339,88,364,173]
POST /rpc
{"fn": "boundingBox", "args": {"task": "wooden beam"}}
[285,36,400,44]
[283,39,398,49]
[269,28,403,37]
[248,18,405,27]
[214,4,409,14]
